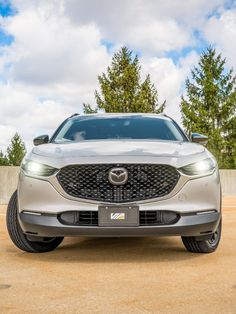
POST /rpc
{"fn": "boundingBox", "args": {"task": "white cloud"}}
[204,8,236,69]
[63,0,223,54]
[141,51,199,122]
[0,1,111,151]
[0,125,17,153]
[0,83,70,150]
[2,4,110,86]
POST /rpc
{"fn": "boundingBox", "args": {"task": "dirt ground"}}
[0,197,236,314]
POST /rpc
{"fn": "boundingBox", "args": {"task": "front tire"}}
[6,191,64,253]
[181,219,222,253]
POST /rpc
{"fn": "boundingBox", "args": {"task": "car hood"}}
[32,140,205,158]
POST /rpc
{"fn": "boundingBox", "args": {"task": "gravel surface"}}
[0,197,236,314]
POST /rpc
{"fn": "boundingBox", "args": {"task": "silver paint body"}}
[17,114,221,236]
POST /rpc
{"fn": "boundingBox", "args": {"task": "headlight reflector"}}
[178,158,216,176]
[22,160,58,176]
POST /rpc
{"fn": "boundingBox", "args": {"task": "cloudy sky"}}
[0,0,236,151]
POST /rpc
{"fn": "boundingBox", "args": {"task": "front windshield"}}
[53,116,187,143]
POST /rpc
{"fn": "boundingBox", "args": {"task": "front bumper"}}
[19,211,221,237]
[18,168,221,238]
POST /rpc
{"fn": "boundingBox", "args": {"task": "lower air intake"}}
[139,210,179,225]
[58,210,179,226]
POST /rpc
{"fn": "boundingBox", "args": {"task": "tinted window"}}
[53,116,186,142]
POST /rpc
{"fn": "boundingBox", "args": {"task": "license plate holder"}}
[98,205,139,227]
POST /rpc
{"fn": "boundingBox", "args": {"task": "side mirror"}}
[191,133,208,145]
[33,135,49,146]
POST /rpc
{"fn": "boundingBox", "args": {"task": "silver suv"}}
[7,113,222,253]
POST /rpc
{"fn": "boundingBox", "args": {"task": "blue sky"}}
[0,1,14,17]
[0,0,236,151]
[0,1,14,46]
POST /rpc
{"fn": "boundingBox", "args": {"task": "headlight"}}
[178,158,216,176]
[22,159,58,176]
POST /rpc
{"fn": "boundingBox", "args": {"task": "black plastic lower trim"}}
[19,211,221,238]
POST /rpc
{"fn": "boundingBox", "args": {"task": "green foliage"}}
[7,133,26,166]
[83,103,98,114]
[0,150,9,166]
[181,47,236,168]
[83,47,165,114]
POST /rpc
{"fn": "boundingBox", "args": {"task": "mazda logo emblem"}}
[108,167,128,185]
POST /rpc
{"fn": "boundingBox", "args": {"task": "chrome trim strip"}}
[196,210,217,215]
[22,211,42,216]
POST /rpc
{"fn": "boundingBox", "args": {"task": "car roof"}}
[69,112,171,121]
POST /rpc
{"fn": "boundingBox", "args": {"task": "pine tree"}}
[181,47,236,168]
[0,150,9,166]
[7,133,26,166]
[83,103,98,114]
[83,47,165,114]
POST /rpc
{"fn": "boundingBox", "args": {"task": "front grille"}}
[58,210,179,226]
[57,164,180,203]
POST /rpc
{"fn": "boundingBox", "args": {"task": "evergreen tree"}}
[84,47,165,114]
[181,47,236,168]
[7,133,26,166]
[83,103,98,114]
[0,150,9,166]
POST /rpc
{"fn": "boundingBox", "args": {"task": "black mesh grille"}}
[58,210,179,226]
[57,164,180,203]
